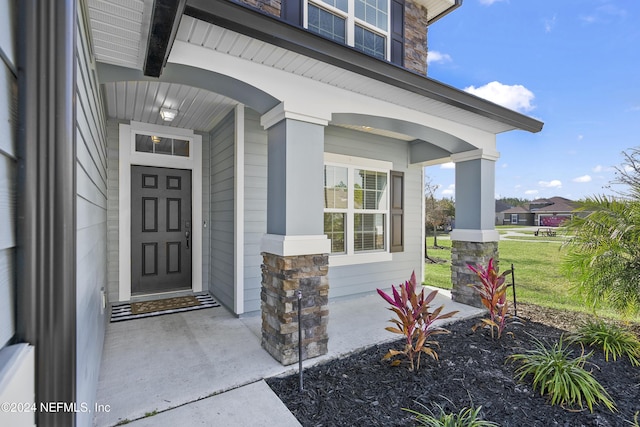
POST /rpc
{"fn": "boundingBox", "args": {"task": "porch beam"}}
[144,0,187,77]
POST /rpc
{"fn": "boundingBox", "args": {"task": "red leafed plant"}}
[377,271,458,371]
[468,258,512,339]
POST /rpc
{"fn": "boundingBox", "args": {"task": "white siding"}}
[324,126,423,296]
[76,6,108,427]
[0,0,16,350]
[210,112,235,309]
[243,110,267,313]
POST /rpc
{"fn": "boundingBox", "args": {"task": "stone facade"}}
[404,0,429,75]
[261,252,329,365]
[238,0,281,17]
[450,240,499,307]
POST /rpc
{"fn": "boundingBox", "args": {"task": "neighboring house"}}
[0,1,543,426]
[498,196,579,226]
[501,206,534,226]
[494,199,512,225]
[530,196,579,226]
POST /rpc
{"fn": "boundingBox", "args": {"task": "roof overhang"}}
[182,0,543,134]
[421,0,463,25]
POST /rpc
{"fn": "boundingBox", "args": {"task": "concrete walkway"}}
[94,288,483,427]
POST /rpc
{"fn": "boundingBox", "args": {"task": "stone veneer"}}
[404,0,429,75]
[450,240,499,307]
[238,0,281,17]
[261,252,329,365]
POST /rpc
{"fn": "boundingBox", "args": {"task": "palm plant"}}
[562,147,640,317]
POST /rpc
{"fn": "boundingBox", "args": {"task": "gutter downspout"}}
[16,1,77,426]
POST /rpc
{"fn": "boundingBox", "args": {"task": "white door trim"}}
[118,122,203,301]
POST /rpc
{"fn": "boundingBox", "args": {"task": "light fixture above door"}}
[160,108,178,122]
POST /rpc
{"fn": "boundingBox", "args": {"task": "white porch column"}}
[259,104,331,365]
[449,149,500,307]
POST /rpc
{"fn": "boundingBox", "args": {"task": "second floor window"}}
[306,0,389,60]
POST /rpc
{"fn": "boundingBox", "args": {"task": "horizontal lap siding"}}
[324,126,423,297]
[210,112,235,309]
[106,119,123,302]
[0,0,16,349]
[201,132,210,291]
[243,110,267,313]
[76,7,108,427]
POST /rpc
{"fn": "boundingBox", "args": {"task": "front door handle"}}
[185,230,190,250]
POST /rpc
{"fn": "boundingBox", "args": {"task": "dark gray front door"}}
[131,165,192,294]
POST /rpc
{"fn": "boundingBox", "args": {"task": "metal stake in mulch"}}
[297,289,304,392]
[510,263,518,318]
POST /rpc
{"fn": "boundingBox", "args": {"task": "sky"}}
[424,0,640,201]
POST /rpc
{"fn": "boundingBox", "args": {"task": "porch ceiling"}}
[101,80,239,132]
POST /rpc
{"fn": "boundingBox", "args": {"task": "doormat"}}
[110,294,220,322]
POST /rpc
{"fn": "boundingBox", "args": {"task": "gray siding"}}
[243,109,268,313]
[0,0,16,349]
[76,6,108,426]
[324,126,423,297]
[201,132,211,290]
[209,112,235,309]
[106,119,123,302]
[238,116,422,310]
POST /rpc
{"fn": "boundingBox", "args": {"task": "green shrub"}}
[508,336,616,412]
[570,319,640,366]
[404,402,498,427]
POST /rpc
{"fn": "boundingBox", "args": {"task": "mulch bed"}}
[267,309,640,427]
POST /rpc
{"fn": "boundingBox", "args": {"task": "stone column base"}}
[451,240,499,307]
[261,252,329,365]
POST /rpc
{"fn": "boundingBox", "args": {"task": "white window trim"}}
[304,0,391,61]
[118,121,203,301]
[324,153,393,266]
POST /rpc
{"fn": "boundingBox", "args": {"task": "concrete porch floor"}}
[94,288,484,427]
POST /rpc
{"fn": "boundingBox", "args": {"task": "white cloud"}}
[577,134,584,141]
[525,189,539,195]
[572,175,592,183]
[539,179,562,188]
[580,4,627,24]
[427,51,453,65]
[441,184,455,196]
[440,162,455,169]
[544,15,557,33]
[479,0,506,5]
[592,164,615,173]
[464,81,536,113]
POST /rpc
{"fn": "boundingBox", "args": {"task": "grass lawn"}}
[424,237,636,322]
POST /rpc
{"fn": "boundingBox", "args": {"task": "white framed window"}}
[324,154,395,265]
[305,0,390,60]
[511,213,518,224]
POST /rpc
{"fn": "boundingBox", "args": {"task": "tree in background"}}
[424,178,454,251]
[562,148,640,317]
